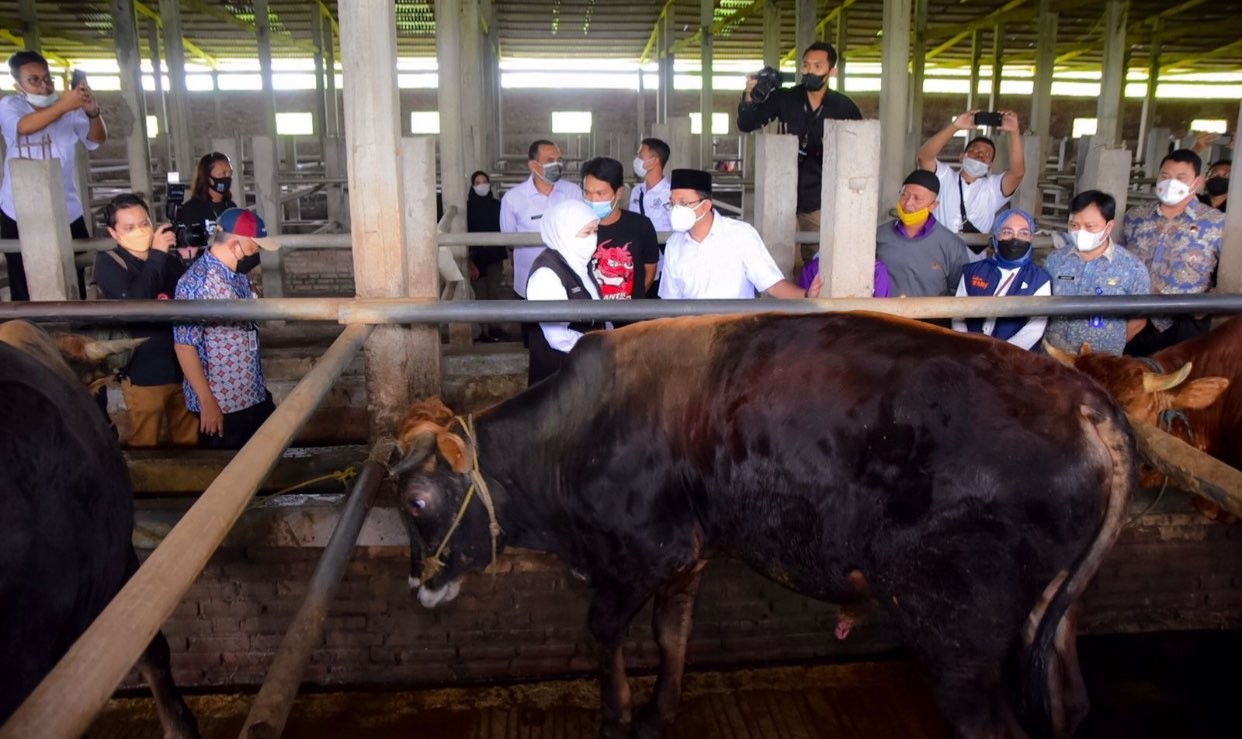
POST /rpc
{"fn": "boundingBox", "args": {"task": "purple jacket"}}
[799,257,891,297]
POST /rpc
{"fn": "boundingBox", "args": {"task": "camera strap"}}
[958,176,981,234]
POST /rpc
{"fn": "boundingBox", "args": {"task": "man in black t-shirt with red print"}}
[581,157,660,299]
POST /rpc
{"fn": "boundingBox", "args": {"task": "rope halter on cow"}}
[417,414,502,584]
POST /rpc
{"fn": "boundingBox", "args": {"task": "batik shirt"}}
[172,250,267,413]
[1044,241,1151,356]
[1120,199,1224,331]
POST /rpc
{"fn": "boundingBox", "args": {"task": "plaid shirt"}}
[172,251,267,413]
[1120,199,1223,332]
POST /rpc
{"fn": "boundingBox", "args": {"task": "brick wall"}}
[281,248,356,297]
[134,506,1241,692]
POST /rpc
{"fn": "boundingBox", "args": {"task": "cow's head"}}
[1044,341,1229,428]
[0,320,145,393]
[389,398,500,609]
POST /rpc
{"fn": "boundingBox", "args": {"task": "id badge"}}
[1090,286,1105,328]
[247,330,259,352]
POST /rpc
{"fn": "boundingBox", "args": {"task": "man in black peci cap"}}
[658,168,820,300]
[875,169,971,298]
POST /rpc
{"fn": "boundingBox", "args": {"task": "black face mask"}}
[995,238,1031,262]
[802,73,827,91]
[1205,176,1230,197]
[211,176,232,194]
[236,252,261,274]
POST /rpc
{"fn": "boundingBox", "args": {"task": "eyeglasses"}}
[22,75,54,87]
[998,228,1033,239]
[663,200,704,211]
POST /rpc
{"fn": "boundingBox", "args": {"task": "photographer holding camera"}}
[917,109,1026,240]
[175,151,237,260]
[93,193,198,448]
[737,42,861,267]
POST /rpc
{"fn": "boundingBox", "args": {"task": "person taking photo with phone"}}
[917,109,1025,242]
[0,52,106,301]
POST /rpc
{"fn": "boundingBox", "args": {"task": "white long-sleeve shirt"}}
[526,262,602,352]
[499,176,583,297]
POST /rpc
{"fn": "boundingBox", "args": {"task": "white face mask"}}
[961,156,990,179]
[1070,228,1107,253]
[566,233,598,266]
[669,202,705,233]
[633,156,648,178]
[1155,178,1192,206]
[472,183,490,197]
[24,90,59,108]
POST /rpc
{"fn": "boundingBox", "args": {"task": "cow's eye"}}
[414,499,427,510]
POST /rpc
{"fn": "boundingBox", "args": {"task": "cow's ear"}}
[1043,340,1078,367]
[437,432,472,474]
[1170,377,1230,411]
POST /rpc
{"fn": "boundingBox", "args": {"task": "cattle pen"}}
[2,293,1242,739]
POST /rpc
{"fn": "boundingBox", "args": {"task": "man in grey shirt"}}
[876,170,970,297]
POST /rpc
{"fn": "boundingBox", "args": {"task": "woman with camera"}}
[176,151,237,258]
[93,193,198,448]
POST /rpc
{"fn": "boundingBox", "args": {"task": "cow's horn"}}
[1042,340,1078,368]
[388,432,437,478]
[1142,362,1193,394]
[83,337,148,361]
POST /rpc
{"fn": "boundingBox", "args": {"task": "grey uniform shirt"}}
[875,218,971,297]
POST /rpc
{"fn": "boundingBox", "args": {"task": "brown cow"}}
[1046,316,1238,520]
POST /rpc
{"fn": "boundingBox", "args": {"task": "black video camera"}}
[175,221,209,249]
[750,66,794,105]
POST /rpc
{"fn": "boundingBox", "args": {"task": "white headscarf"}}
[540,200,599,272]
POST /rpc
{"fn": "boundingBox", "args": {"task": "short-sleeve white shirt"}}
[629,177,672,232]
[932,160,1010,235]
[0,94,99,221]
[499,176,583,297]
[658,213,785,299]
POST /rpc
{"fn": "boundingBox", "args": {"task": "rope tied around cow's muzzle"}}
[417,413,502,585]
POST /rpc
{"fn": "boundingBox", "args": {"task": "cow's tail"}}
[1018,401,1134,739]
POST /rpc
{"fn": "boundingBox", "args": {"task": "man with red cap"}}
[173,207,281,449]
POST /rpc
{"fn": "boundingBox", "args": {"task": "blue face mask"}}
[586,198,614,219]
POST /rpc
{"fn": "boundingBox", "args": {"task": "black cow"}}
[0,320,198,736]
[391,313,1134,739]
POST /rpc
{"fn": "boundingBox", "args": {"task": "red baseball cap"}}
[216,208,280,251]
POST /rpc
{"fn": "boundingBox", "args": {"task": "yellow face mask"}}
[896,202,931,229]
[118,226,154,253]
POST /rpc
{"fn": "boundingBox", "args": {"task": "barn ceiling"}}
[0,1,1236,74]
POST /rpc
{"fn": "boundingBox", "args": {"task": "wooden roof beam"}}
[133,1,218,68]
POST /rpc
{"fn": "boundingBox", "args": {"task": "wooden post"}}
[1030,0,1057,180]
[699,0,714,171]
[11,159,77,300]
[112,0,151,202]
[879,0,911,215]
[401,137,444,400]
[251,136,284,298]
[1095,0,1128,147]
[254,0,279,139]
[754,134,799,278]
[820,120,881,297]
[343,0,438,435]
[159,0,193,176]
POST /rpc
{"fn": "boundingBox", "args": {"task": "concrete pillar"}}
[1012,135,1043,217]
[1030,0,1056,179]
[763,0,780,71]
[754,134,799,278]
[637,66,647,144]
[1138,20,1161,166]
[112,0,151,203]
[1096,0,1129,147]
[1218,101,1242,294]
[879,0,911,213]
[12,159,76,300]
[989,22,1003,113]
[19,0,39,53]
[699,0,714,170]
[146,17,168,171]
[251,136,284,298]
[254,0,278,139]
[666,118,695,172]
[907,0,928,169]
[819,120,881,297]
[159,0,193,176]
[210,136,246,206]
[1079,146,1132,233]
[325,135,348,229]
[795,0,815,82]
[967,30,982,111]
[1143,127,1170,179]
[436,0,471,343]
[310,5,329,168]
[73,143,92,237]
[835,8,848,89]
[342,0,439,433]
[459,0,485,175]
[324,16,339,138]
